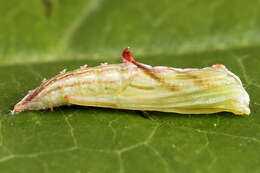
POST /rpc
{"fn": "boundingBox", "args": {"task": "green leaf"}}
[1,0,260,63]
[0,0,260,173]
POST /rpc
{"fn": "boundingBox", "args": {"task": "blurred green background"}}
[1,0,260,63]
[0,0,260,173]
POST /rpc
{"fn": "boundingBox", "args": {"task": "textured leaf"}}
[0,0,260,173]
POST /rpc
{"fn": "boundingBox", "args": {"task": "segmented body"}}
[12,48,250,115]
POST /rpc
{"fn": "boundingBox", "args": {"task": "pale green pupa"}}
[12,48,250,115]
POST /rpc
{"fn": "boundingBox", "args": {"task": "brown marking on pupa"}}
[40,65,125,97]
[183,71,214,88]
[22,68,95,102]
[41,79,118,97]
[121,48,178,91]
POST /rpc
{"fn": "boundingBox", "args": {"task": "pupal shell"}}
[12,48,250,115]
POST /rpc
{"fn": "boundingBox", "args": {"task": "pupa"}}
[12,48,250,115]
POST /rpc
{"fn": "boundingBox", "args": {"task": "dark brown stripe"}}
[129,84,156,90]
[24,67,113,102]
[133,62,178,91]
[41,79,118,97]
[183,71,224,88]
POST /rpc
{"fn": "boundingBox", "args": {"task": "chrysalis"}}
[12,48,250,115]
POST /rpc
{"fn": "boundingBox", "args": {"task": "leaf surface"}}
[0,0,260,172]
